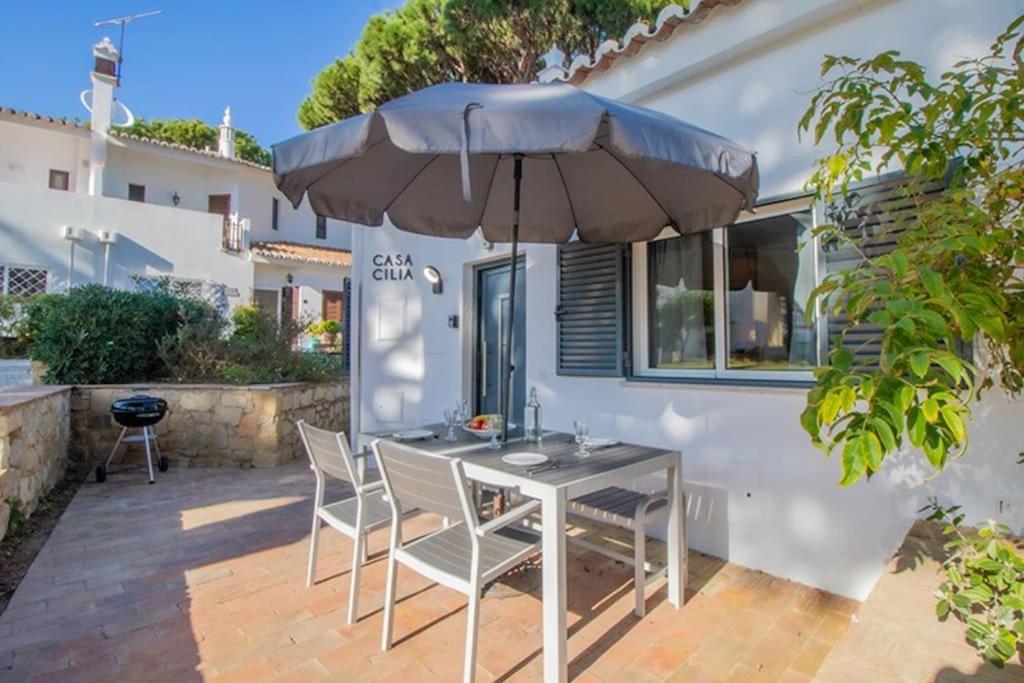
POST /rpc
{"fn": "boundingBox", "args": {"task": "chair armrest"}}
[475,500,542,538]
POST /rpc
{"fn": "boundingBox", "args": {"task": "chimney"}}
[88,37,119,196]
[218,107,236,159]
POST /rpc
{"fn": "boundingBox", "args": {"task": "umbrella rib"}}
[303,138,389,203]
[594,141,674,229]
[381,154,441,215]
[550,153,579,231]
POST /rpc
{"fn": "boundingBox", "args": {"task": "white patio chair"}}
[568,487,669,617]
[299,420,391,625]
[372,439,541,683]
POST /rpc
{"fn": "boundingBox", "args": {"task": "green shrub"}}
[0,294,31,358]
[23,285,210,384]
[308,319,341,336]
[159,304,342,384]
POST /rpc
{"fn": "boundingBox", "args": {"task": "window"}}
[128,184,146,202]
[630,199,822,382]
[272,198,280,230]
[1,265,48,296]
[315,214,326,239]
[48,169,70,191]
[726,211,818,371]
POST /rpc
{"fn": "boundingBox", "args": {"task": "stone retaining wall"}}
[0,386,71,541]
[71,380,349,469]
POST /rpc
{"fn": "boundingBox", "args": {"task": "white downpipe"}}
[67,240,75,290]
[102,242,111,286]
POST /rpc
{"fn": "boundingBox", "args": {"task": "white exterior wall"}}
[0,181,252,299]
[351,0,1024,600]
[253,261,348,322]
[0,116,353,314]
[0,119,90,193]
[239,168,352,251]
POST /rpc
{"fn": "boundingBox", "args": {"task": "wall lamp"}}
[171,191,181,206]
[423,265,443,294]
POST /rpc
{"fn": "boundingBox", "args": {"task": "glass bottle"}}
[524,386,542,442]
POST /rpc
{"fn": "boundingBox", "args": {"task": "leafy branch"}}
[798,15,1024,486]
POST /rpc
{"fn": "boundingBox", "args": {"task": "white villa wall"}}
[240,168,352,251]
[0,119,89,193]
[0,115,353,317]
[104,141,242,212]
[352,0,1024,600]
[253,262,347,322]
[0,181,253,299]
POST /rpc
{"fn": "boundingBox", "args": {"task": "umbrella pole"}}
[500,154,523,444]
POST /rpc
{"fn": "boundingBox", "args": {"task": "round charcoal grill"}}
[111,395,168,427]
[97,395,169,484]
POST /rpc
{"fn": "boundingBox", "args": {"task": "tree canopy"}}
[297,0,679,130]
[117,118,272,167]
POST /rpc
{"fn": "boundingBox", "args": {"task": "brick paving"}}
[0,460,1006,682]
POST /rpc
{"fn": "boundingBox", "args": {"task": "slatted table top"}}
[362,424,678,492]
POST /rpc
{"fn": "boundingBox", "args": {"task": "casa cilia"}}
[372,253,414,281]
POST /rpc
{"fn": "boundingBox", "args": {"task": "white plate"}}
[392,429,434,441]
[501,452,548,467]
[584,437,619,448]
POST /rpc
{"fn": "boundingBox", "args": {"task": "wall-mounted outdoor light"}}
[286,273,294,284]
[171,191,181,206]
[423,265,443,294]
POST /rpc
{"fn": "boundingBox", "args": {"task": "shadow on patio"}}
[0,460,864,682]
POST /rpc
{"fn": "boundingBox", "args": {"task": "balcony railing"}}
[222,214,248,253]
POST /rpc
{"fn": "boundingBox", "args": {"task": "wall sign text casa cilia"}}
[372,253,414,281]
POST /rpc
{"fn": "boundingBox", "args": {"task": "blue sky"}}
[0,2,400,146]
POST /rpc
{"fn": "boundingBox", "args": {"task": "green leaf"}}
[922,398,940,423]
[910,352,930,378]
[821,393,842,424]
[941,405,967,442]
[839,437,867,486]
[908,407,927,447]
[936,599,950,619]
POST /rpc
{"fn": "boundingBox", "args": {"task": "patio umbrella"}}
[273,82,759,441]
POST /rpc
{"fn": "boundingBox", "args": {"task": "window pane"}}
[128,184,146,202]
[49,170,69,191]
[315,214,326,239]
[726,211,818,370]
[647,233,715,370]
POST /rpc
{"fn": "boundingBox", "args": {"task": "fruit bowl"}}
[462,415,516,439]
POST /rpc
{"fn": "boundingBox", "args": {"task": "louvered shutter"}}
[555,242,629,377]
[341,277,352,372]
[824,173,948,365]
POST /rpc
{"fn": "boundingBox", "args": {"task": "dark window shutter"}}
[556,242,629,377]
[341,277,352,372]
[825,173,949,365]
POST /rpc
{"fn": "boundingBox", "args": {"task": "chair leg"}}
[381,550,399,651]
[463,583,481,683]
[306,514,321,587]
[348,529,365,625]
[634,524,646,618]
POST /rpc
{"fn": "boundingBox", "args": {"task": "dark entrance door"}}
[475,259,526,424]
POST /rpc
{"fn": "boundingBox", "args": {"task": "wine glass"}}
[456,399,470,424]
[443,409,458,442]
[488,414,504,450]
[574,419,590,458]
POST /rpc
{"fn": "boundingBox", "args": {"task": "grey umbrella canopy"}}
[273,81,759,439]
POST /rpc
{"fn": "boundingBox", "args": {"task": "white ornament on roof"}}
[222,106,232,127]
[93,36,119,61]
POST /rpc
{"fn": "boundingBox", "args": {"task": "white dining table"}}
[360,424,686,683]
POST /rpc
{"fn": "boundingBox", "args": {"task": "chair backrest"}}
[298,420,358,485]
[372,439,474,528]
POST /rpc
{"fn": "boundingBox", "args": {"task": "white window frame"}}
[631,197,825,383]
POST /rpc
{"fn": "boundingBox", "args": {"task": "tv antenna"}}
[93,9,162,87]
